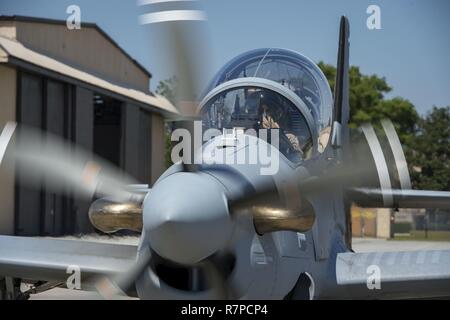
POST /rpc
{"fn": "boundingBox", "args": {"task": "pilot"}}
[258,93,303,155]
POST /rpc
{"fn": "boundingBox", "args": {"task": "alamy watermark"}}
[66,5,81,30]
[367,5,381,30]
[171,121,281,175]
[366,265,381,290]
[66,265,81,290]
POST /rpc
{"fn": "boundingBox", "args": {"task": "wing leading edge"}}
[0,236,137,287]
[348,188,450,209]
[336,250,450,299]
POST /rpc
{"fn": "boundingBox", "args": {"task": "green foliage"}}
[408,106,450,191]
[318,61,448,191]
[156,77,178,168]
[155,76,178,105]
[317,61,418,142]
[392,222,412,234]
[164,125,174,169]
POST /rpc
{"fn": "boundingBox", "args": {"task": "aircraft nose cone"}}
[143,172,232,265]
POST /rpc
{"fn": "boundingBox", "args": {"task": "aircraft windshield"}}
[203,48,333,152]
[202,87,313,163]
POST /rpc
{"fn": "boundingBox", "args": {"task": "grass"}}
[390,230,450,242]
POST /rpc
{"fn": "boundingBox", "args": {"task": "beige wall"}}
[151,114,166,185]
[352,206,392,239]
[0,21,150,93]
[0,21,16,39]
[376,208,391,239]
[0,64,16,235]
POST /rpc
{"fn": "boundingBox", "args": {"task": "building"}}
[351,206,392,239]
[0,16,177,236]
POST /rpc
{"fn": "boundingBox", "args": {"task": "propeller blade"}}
[138,1,212,170]
[97,247,236,300]
[168,22,208,171]
[95,247,152,299]
[228,121,399,233]
[199,252,236,300]
[198,156,374,201]
[1,122,139,202]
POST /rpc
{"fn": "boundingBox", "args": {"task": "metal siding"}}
[14,21,149,92]
[150,114,166,185]
[43,80,65,235]
[139,109,152,184]
[124,104,140,180]
[16,72,42,236]
[73,86,94,233]
[0,65,16,235]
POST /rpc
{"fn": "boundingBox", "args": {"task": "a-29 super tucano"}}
[1,16,450,300]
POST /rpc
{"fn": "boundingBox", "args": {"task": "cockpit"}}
[202,87,313,163]
[200,48,333,163]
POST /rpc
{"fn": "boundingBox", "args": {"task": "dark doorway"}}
[138,109,152,184]
[16,73,71,236]
[43,80,66,236]
[93,94,123,167]
[15,77,127,236]
[16,72,43,236]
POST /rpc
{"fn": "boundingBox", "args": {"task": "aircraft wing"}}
[0,235,137,286]
[347,188,450,209]
[336,250,450,299]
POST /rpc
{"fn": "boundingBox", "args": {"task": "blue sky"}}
[1,0,449,114]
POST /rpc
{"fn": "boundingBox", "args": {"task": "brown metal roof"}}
[0,15,153,79]
[0,35,178,116]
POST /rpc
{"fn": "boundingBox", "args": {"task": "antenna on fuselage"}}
[330,16,350,157]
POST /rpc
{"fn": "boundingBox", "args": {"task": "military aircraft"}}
[0,14,450,300]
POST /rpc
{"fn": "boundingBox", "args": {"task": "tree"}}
[408,106,450,191]
[318,62,418,144]
[155,76,178,105]
[318,62,449,191]
[155,77,178,168]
